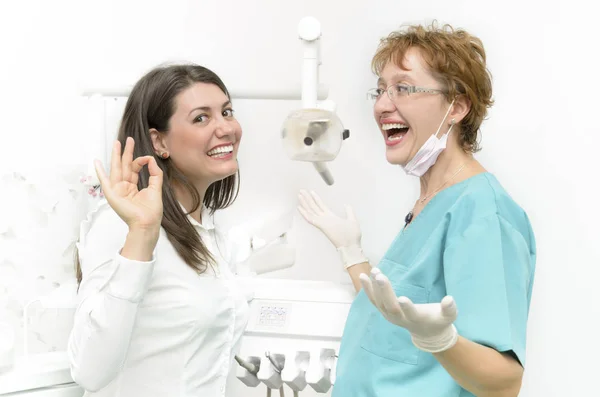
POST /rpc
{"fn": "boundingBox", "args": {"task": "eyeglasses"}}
[366,84,446,101]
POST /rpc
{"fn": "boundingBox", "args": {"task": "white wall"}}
[1,0,598,396]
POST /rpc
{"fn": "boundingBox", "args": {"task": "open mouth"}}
[382,123,409,142]
[207,144,234,157]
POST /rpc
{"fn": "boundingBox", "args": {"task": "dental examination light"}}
[280,17,350,186]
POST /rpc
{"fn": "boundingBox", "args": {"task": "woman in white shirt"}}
[68,64,250,397]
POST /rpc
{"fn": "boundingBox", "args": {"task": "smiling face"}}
[152,82,242,187]
[373,47,453,166]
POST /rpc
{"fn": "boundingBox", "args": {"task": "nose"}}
[373,91,397,117]
[214,117,235,138]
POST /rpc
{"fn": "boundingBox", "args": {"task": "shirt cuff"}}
[106,253,156,303]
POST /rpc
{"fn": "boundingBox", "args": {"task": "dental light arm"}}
[298,17,334,186]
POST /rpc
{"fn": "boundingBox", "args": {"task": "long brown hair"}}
[75,64,240,286]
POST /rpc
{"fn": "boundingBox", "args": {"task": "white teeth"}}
[388,134,404,141]
[207,144,233,156]
[382,123,408,130]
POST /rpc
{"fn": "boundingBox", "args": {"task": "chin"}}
[213,161,239,180]
[385,151,408,166]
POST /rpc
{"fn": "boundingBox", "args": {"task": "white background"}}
[1,0,598,396]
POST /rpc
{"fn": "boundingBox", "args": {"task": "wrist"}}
[128,225,160,239]
[121,228,160,262]
[337,245,369,269]
[411,324,459,353]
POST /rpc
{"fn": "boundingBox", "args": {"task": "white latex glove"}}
[360,268,459,353]
[297,189,368,269]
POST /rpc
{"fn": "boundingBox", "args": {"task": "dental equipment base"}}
[231,278,355,396]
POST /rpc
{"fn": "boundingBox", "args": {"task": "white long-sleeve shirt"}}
[67,201,252,397]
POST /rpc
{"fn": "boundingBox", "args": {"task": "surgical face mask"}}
[402,99,455,177]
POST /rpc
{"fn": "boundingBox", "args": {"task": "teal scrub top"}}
[332,173,536,397]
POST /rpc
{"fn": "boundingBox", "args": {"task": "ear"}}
[150,128,168,156]
[448,95,471,125]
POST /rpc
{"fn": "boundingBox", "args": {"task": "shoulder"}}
[448,173,535,244]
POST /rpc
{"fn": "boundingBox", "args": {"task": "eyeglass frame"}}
[366,83,447,101]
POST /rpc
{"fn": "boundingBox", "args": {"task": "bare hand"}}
[94,137,164,232]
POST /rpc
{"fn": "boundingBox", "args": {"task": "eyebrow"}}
[377,73,414,86]
[188,100,232,116]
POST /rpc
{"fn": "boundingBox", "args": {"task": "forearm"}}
[69,231,157,391]
[347,262,372,292]
[68,292,141,391]
[433,336,523,397]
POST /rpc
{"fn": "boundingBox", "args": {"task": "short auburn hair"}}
[372,22,494,152]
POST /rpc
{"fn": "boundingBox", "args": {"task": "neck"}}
[173,179,211,223]
[419,143,472,199]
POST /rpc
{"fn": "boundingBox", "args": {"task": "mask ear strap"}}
[434,100,456,139]
[443,118,456,141]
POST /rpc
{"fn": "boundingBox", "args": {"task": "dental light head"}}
[281,109,349,185]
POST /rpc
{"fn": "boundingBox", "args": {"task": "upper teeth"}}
[207,144,233,156]
[382,123,408,130]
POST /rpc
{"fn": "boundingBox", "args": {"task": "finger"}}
[397,296,419,321]
[300,189,323,215]
[130,155,159,188]
[109,140,122,185]
[298,190,321,216]
[297,205,315,225]
[367,268,385,310]
[297,194,316,217]
[440,296,458,320]
[374,273,402,315]
[129,156,146,187]
[94,159,112,199]
[359,273,380,309]
[94,159,109,188]
[130,155,154,174]
[309,190,331,214]
[145,156,164,191]
[122,137,134,182]
[344,205,356,222]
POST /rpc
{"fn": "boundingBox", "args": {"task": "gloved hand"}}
[297,189,368,269]
[360,267,459,353]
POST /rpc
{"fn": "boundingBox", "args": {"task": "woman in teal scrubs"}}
[298,22,535,397]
